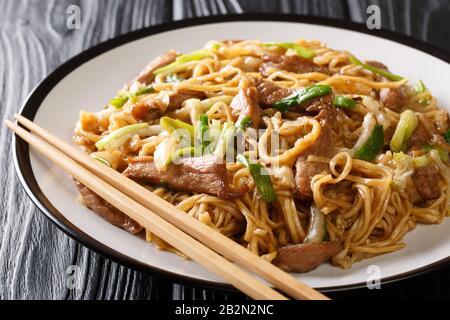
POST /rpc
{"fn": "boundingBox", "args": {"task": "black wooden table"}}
[1,0,450,300]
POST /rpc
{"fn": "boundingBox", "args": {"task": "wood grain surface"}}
[1,0,449,300]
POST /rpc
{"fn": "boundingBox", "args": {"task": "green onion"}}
[415,80,427,93]
[390,110,418,152]
[210,43,221,51]
[236,154,277,203]
[213,122,235,158]
[349,55,404,81]
[273,85,332,113]
[109,96,129,109]
[354,125,384,161]
[154,49,211,75]
[166,74,185,83]
[444,129,450,144]
[154,136,178,171]
[91,155,111,167]
[333,96,357,109]
[304,204,327,244]
[394,152,429,167]
[170,146,199,162]
[160,117,195,139]
[263,42,315,59]
[204,119,222,152]
[236,116,252,131]
[414,80,431,106]
[198,114,210,152]
[412,154,429,167]
[134,85,154,96]
[95,123,149,151]
[423,144,449,162]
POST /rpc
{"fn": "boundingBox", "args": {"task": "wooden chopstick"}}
[6,119,287,300]
[13,115,329,300]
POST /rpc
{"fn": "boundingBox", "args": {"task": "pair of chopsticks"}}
[5,115,328,300]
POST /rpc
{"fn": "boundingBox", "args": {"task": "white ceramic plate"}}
[13,15,450,292]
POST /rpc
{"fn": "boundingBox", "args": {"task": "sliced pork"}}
[294,106,336,200]
[129,91,204,121]
[123,155,241,199]
[380,87,407,113]
[256,80,293,105]
[135,50,178,85]
[365,61,407,113]
[75,181,143,234]
[273,242,343,273]
[412,164,441,201]
[259,54,331,77]
[230,87,261,128]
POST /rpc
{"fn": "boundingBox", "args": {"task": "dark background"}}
[1,0,450,300]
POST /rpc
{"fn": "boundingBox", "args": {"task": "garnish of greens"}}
[109,85,154,109]
[390,110,418,152]
[109,96,129,109]
[394,152,429,167]
[423,144,449,162]
[236,154,277,203]
[134,85,154,96]
[414,80,431,106]
[263,42,315,59]
[91,155,112,167]
[160,116,195,141]
[236,115,253,131]
[273,84,332,113]
[213,122,235,158]
[95,123,149,151]
[349,55,404,81]
[154,47,217,75]
[352,113,384,161]
[166,74,185,83]
[198,114,210,152]
[333,96,357,109]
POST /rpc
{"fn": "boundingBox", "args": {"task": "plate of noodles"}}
[13,15,450,291]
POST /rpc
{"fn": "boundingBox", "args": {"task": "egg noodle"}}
[74,39,450,270]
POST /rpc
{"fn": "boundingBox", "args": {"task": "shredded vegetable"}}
[274,85,332,112]
[349,55,404,81]
[95,123,149,151]
[237,154,277,203]
[390,110,418,152]
[333,96,357,109]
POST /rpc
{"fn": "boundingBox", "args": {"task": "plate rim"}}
[12,13,450,293]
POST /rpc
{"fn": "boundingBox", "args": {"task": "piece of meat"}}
[75,181,143,234]
[129,91,204,121]
[135,50,178,84]
[273,242,343,273]
[129,101,163,121]
[365,60,389,70]
[304,94,333,113]
[364,60,407,112]
[255,79,333,112]
[407,116,450,155]
[256,80,293,105]
[294,106,336,200]
[123,155,241,200]
[230,87,261,128]
[169,91,206,110]
[380,87,407,112]
[259,54,331,77]
[412,164,441,201]
[407,121,431,153]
